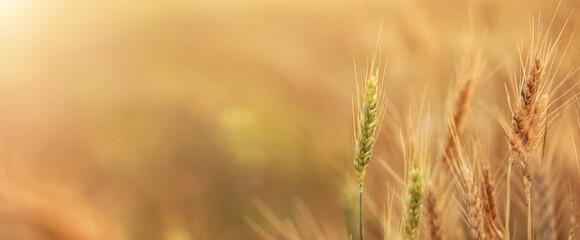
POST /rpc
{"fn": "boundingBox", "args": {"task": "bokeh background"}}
[0,0,579,239]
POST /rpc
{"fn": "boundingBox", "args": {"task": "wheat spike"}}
[352,48,386,240]
[517,94,548,211]
[460,166,486,240]
[532,168,557,240]
[354,73,381,184]
[425,188,442,240]
[506,53,547,240]
[509,54,545,157]
[482,166,504,240]
[441,76,475,164]
[451,153,486,240]
[404,167,425,240]
[482,167,499,224]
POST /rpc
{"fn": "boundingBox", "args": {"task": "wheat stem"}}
[359,183,363,240]
[505,163,512,240]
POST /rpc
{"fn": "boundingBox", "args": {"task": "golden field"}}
[0,0,580,239]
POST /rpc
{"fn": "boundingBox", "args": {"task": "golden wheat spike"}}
[424,188,442,240]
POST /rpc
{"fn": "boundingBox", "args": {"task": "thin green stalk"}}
[505,163,512,240]
[359,183,363,240]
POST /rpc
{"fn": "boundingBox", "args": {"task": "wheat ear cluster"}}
[508,55,547,216]
[460,166,486,240]
[425,188,442,240]
[482,166,504,239]
[404,167,424,240]
[532,169,557,240]
[520,93,548,206]
[352,54,385,240]
[441,76,474,164]
[354,74,380,185]
[509,54,544,154]
[509,54,545,165]
[482,167,499,225]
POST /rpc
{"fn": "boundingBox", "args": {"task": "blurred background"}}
[0,0,579,239]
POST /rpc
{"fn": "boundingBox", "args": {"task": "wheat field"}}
[1,0,580,239]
